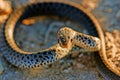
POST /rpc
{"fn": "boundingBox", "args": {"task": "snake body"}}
[1,24,100,68]
[0,2,100,68]
[0,1,120,79]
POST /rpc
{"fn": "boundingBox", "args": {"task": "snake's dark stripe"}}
[0,1,119,79]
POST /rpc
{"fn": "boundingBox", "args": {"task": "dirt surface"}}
[0,0,120,80]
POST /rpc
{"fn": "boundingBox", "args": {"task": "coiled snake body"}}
[1,24,101,68]
[0,1,100,68]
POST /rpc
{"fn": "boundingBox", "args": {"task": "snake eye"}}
[59,36,67,46]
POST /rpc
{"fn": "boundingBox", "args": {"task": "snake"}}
[0,1,120,79]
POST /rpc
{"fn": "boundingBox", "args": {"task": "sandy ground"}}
[0,0,120,80]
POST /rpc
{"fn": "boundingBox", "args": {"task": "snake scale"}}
[0,1,120,79]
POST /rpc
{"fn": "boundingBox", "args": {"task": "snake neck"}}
[71,32,101,52]
[52,44,72,60]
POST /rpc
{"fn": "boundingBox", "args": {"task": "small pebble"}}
[63,67,72,73]
[70,51,80,58]
[76,63,85,69]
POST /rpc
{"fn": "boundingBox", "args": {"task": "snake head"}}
[57,27,75,48]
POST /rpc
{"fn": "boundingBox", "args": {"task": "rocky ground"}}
[0,0,120,80]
